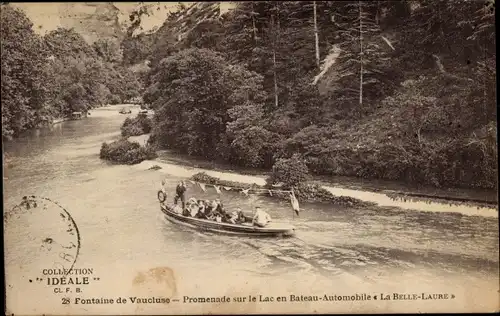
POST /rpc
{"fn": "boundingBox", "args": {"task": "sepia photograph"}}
[2,1,498,315]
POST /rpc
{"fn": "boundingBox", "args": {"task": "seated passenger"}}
[186,197,197,208]
[251,206,272,227]
[212,200,220,211]
[234,208,249,224]
[212,199,231,222]
[197,200,205,212]
[195,200,208,219]
[215,199,224,210]
[172,205,183,214]
[204,200,213,218]
[189,202,199,217]
[210,200,219,217]
[228,211,239,224]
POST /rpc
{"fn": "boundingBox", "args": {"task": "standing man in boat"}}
[252,206,272,227]
[174,180,187,210]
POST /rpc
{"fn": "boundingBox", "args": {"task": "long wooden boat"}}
[119,108,132,114]
[160,203,295,237]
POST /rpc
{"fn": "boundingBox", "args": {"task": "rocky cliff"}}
[13,2,235,45]
[58,2,124,44]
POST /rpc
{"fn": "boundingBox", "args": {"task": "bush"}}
[191,172,219,184]
[266,155,311,188]
[108,94,122,105]
[121,124,144,137]
[100,139,157,165]
[138,116,152,133]
[190,172,259,189]
[121,115,152,137]
[146,133,159,148]
[294,183,372,207]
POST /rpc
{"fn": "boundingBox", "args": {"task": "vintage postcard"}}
[2,1,498,315]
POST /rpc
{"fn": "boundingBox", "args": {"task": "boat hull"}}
[160,204,295,237]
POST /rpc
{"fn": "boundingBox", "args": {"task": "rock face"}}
[58,2,124,44]
[14,2,236,46]
[173,2,221,40]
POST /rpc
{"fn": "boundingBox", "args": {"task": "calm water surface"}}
[3,105,499,313]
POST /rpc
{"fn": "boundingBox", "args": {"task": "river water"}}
[3,105,499,314]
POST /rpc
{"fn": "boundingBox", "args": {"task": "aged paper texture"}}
[3,1,498,315]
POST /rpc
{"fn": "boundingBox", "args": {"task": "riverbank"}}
[42,116,85,126]
[51,117,71,125]
[125,133,498,217]
[151,147,497,204]
[132,157,497,218]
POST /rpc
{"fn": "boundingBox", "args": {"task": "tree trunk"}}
[273,50,278,108]
[251,2,257,42]
[272,6,280,108]
[359,1,363,107]
[313,1,320,68]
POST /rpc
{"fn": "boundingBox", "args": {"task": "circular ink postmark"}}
[4,195,81,275]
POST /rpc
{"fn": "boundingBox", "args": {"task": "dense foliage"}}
[1,5,141,139]
[146,47,277,166]
[121,115,152,137]
[1,6,50,138]
[4,1,496,190]
[266,155,311,188]
[99,139,157,165]
[136,0,496,190]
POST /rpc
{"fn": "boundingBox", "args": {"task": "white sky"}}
[11,2,235,35]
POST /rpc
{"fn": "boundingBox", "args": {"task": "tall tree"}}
[149,48,267,159]
[358,1,363,106]
[271,4,280,108]
[313,1,320,68]
[1,6,49,138]
[333,1,391,112]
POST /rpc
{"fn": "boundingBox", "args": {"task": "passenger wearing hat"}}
[228,211,239,224]
[195,200,208,219]
[204,200,214,219]
[252,206,272,227]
